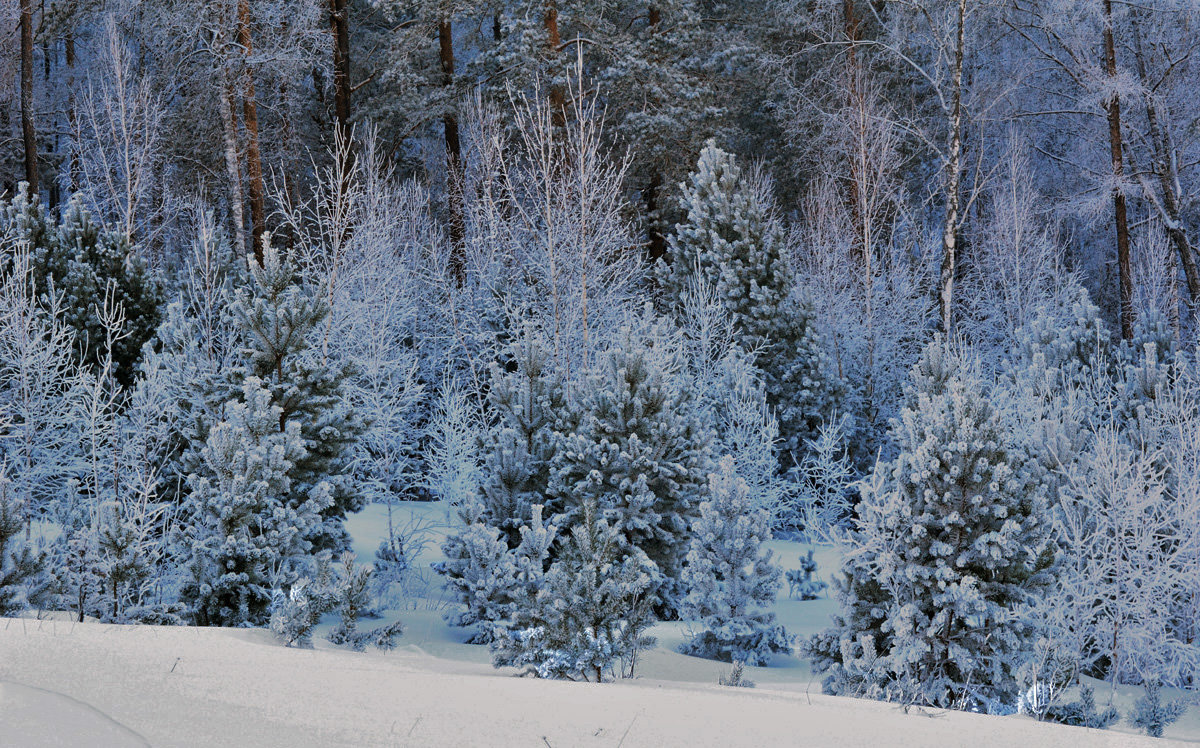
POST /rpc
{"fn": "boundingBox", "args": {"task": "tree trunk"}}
[66,32,79,193]
[218,60,248,259]
[237,0,267,264]
[1103,0,1134,339]
[644,8,665,262]
[440,19,465,285]
[1132,22,1200,311]
[493,12,502,43]
[938,0,965,334]
[330,0,351,143]
[20,0,39,194]
[544,1,566,127]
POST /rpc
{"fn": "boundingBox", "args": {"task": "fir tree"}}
[806,340,1053,709]
[660,142,837,456]
[181,377,331,627]
[680,456,791,665]
[550,323,709,613]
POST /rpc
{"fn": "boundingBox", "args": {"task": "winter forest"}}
[2,0,1200,744]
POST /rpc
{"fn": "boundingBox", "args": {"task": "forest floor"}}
[1,500,1196,747]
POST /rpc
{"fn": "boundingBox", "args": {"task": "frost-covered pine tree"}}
[480,328,572,544]
[660,142,837,456]
[181,378,331,627]
[680,456,791,665]
[550,323,709,614]
[492,499,657,682]
[1,185,163,386]
[806,340,1053,710]
[436,330,572,639]
[0,475,42,617]
[227,242,365,552]
[434,495,521,642]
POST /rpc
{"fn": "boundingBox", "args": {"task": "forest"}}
[2,0,1200,742]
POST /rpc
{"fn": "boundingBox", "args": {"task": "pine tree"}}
[1,186,163,387]
[1129,680,1186,738]
[227,241,366,551]
[550,323,709,614]
[680,456,791,665]
[660,142,837,456]
[492,499,657,682]
[436,330,573,640]
[0,476,42,617]
[479,329,571,546]
[181,377,331,627]
[806,340,1053,709]
[433,495,520,642]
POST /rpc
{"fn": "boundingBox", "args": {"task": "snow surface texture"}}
[0,501,1193,747]
[0,617,1183,748]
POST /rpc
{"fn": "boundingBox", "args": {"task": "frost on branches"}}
[659,141,839,458]
[806,340,1053,710]
[180,378,331,627]
[680,456,791,666]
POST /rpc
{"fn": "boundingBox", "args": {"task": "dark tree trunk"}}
[20,0,39,194]
[544,1,566,127]
[440,19,465,285]
[237,0,267,263]
[1103,0,1134,339]
[330,0,352,144]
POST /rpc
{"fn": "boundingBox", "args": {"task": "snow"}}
[1,616,1185,747]
[3,499,1194,746]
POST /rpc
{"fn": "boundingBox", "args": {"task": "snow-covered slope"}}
[0,617,1187,748]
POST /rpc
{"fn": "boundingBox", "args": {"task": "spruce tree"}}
[227,242,366,551]
[181,377,331,627]
[680,456,791,665]
[806,340,1053,709]
[550,323,709,613]
[660,141,837,456]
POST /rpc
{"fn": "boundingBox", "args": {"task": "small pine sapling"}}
[492,500,657,682]
[719,660,756,688]
[680,457,792,666]
[785,550,828,601]
[1129,680,1186,738]
[0,477,42,617]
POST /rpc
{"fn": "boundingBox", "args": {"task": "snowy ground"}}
[1,499,1196,746]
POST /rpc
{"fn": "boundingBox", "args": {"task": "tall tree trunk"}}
[237,0,267,264]
[440,19,466,284]
[66,32,79,194]
[330,0,351,144]
[544,1,566,126]
[938,0,965,334]
[843,0,865,264]
[1132,22,1200,311]
[218,61,248,259]
[20,0,39,194]
[1102,0,1134,339]
[644,7,665,262]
